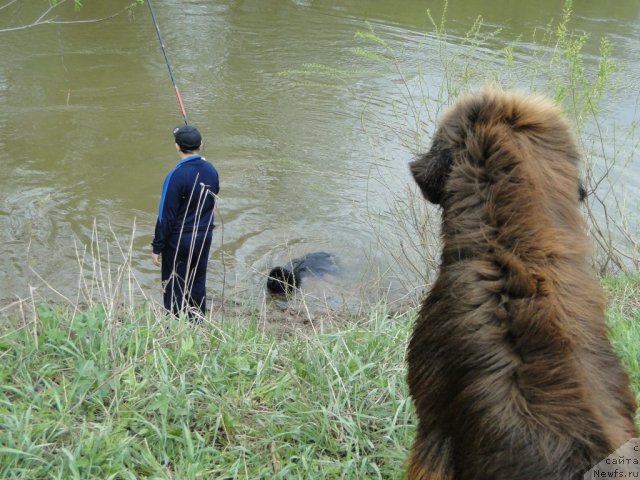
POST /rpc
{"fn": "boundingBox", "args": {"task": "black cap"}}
[173,124,202,151]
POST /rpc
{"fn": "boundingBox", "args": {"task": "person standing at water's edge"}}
[151,125,220,318]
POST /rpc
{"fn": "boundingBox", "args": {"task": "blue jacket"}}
[152,155,220,254]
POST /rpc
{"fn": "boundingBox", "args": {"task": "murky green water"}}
[1,0,638,310]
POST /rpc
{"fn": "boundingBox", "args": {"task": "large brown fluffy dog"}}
[407,88,637,479]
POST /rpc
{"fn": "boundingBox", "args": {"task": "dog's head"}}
[409,91,484,206]
[410,88,587,206]
[266,266,298,294]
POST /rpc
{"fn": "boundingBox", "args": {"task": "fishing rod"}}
[146,0,189,125]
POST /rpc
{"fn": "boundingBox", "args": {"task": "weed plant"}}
[282,0,639,287]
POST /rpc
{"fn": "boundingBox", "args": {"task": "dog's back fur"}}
[407,87,637,480]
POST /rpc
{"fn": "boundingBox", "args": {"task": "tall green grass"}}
[603,274,640,426]
[0,302,414,479]
[1,276,639,479]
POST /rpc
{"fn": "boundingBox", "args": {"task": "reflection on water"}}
[1,0,638,311]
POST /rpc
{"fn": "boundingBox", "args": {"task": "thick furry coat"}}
[407,88,637,480]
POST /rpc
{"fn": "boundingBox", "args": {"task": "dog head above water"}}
[266,266,298,295]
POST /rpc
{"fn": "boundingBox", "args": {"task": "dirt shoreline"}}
[0,293,417,337]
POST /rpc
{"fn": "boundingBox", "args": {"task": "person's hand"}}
[152,253,161,267]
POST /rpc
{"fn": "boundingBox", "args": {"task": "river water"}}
[1,0,638,312]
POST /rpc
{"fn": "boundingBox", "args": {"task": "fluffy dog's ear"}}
[410,137,454,205]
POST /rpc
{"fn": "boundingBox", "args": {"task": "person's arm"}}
[212,167,220,196]
[151,172,182,262]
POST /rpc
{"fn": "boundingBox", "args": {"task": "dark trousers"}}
[161,232,212,317]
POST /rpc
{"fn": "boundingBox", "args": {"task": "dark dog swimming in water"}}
[266,252,339,294]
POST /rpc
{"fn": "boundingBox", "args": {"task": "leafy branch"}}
[0,0,142,33]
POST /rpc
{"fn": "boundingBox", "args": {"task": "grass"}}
[603,274,640,427]
[1,275,639,479]
[0,302,414,479]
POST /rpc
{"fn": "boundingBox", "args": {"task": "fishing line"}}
[146,0,189,125]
